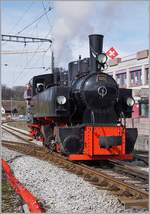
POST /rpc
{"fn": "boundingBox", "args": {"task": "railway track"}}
[2,124,149,210]
[108,160,148,181]
[135,152,149,165]
[2,125,29,142]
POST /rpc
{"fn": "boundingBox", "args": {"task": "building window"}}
[145,68,149,84]
[116,72,126,87]
[139,100,149,117]
[130,69,142,86]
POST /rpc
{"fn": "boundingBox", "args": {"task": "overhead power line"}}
[23,44,51,70]
[12,38,52,83]
[42,0,51,25]
[11,2,35,32]
[17,7,52,34]
[2,1,35,46]
[1,50,47,55]
[1,34,52,83]
[2,2,53,86]
[16,30,53,81]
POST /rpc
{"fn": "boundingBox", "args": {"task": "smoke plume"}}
[51,1,122,67]
[52,1,93,66]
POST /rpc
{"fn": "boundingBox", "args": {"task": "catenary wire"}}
[21,44,51,82]
[8,5,53,84]
[14,37,52,83]
[2,1,35,46]
[41,0,53,68]
[1,50,47,54]
[14,16,54,84]
[17,7,52,35]
[42,0,51,26]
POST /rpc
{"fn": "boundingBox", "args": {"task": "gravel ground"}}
[2,170,24,213]
[2,146,148,214]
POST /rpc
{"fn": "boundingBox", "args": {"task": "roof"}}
[2,100,16,111]
[106,49,149,72]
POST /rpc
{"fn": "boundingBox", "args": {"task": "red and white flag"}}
[106,47,119,60]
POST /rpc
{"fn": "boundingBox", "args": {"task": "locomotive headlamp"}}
[126,97,135,107]
[57,96,67,105]
[97,53,107,64]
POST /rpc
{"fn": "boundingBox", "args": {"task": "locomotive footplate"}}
[68,154,133,161]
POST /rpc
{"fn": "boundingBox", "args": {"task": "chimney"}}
[89,34,104,72]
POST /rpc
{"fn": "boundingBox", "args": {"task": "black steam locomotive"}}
[27,34,137,161]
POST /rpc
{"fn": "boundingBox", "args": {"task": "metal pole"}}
[1,34,52,44]
[11,97,13,118]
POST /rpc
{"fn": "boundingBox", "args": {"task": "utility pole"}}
[51,50,54,73]
[11,97,13,118]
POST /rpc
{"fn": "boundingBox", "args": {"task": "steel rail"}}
[2,124,148,181]
[2,125,149,209]
[2,126,29,143]
[109,160,148,181]
[2,140,148,209]
[2,125,29,136]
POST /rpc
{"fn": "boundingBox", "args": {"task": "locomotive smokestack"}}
[89,34,104,72]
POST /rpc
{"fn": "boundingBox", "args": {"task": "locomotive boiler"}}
[27,34,137,161]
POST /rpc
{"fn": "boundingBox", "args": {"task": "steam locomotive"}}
[27,34,137,161]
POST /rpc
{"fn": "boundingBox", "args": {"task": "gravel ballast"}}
[2,147,148,214]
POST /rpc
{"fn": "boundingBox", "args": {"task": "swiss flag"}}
[106,47,119,60]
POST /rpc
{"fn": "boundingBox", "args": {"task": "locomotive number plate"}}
[96,74,107,82]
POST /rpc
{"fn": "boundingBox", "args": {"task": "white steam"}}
[52,1,93,66]
[51,1,122,67]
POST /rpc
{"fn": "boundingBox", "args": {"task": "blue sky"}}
[1,0,149,87]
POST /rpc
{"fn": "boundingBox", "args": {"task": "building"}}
[106,49,149,89]
[105,49,149,118]
[105,49,149,149]
[2,100,18,118]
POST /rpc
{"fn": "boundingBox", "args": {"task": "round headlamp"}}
[97,53,107,64]
[126,97,135,107]
[57,96,66,105]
